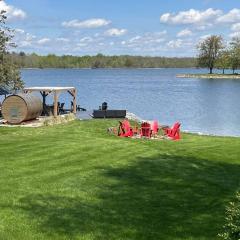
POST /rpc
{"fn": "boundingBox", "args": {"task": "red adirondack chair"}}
[118,120,134,137]
[140,122,151,138]
[164,122,181,140]
[151,120,159,136]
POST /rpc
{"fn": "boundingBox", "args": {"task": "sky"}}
[1,0,240,56]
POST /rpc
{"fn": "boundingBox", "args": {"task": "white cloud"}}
[167,39,183,49]
[195,25,209,31]
[104,28,127,36]
[160,8,240,30]
[231,23,240,32]
[15,28,25,34]
[217,8,240,23]
[126,31,167,47]
[117,31,167,54]
[129,36,141,43]
[230,22,240,38]
[229,32,240,38]
[160,8,240,33]
[77,43,87,47]
[160,8,222,25]
[0,0,26,21]
[37,38,51,45]
[19,41,31,47]
[56,38,70,42]
[79,37,93,42]
[13,29,36,48]
[62,18,111,28]
[199,34,211,40]
[25,33,36,41]
[177,29,193,37]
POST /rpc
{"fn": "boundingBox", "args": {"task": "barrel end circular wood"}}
[2,93,43,124]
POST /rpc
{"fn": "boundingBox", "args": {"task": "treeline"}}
[8,52,197,69]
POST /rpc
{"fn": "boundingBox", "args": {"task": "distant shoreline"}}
[21,67,199,70]
[176,73,240,79]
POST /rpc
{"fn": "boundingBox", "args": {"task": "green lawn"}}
[0,120,240,240]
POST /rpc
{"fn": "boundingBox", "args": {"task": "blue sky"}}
[1,0,240,56]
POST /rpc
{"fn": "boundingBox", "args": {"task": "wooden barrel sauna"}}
[1,93,43,124]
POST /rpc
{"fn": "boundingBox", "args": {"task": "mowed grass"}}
[0,120,240,240]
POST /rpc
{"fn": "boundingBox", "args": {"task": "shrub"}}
[43,114,76,126]
[219,191,240,240]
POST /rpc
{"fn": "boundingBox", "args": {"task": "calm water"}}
[21,68,240,137]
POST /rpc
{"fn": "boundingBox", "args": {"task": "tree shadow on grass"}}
[18,154,240,240]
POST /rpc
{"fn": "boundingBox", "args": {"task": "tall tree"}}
[229,37,240,74]
[197,35,224,74]
[216,50,231,74]
[0,6,23,90]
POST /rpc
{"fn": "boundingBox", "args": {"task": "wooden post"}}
[73,89,77,114]
[41,91,46,115]
[54,91,58,117]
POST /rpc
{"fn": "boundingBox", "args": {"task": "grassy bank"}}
[0,120,240,240]
[177,73,240,79]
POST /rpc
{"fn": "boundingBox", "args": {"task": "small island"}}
[177,35,240,78]
[176,73,240,79]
